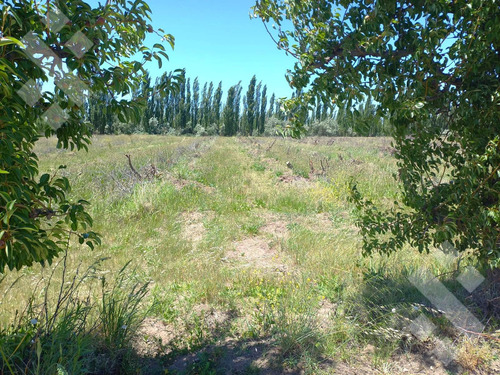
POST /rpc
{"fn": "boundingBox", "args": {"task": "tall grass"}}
[0,244,150,374]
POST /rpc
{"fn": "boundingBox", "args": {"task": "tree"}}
[268,93,275,118]
[255,81,262,133]
[213,81,223,134]
[259,84,267,134]
[200,82,208,126]
[185,77,192,130]
[223,85,237,136]
[244,75,257,135]
[88,92,113,134]
[254,0,500,267]
[140,73,152,132]
[335,103,352,136]
[206,82,214,126]
[222,82,242,136]
[191,77,200,131]
[158,72,173,126]
[315,100,323,123]
[174,70,188,130]
[241,95,248,134]
[234,83,243,133]
[0,0,180,271]
[353,95,383,136]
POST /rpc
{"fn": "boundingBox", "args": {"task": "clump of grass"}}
[0,247,149,375]
[238,274,325,364]
[99,261,149,351]
[456,338,495,372]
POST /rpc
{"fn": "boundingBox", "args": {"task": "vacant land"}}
[1,136,498,374]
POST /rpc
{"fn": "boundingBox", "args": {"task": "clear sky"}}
[139,0,295,99]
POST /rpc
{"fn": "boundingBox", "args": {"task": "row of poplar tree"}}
[86,70,393,137]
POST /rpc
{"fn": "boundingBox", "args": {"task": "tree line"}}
[86,70,393,137]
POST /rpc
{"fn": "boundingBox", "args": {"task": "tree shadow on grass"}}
[166,338,295,375]
[130,308,336,375]
[133,333,322,375]
[353,266,498,375]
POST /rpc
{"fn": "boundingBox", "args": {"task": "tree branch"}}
[313,45,413,69]
[125,154,142,180]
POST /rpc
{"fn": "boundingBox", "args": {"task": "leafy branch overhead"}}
[253,0,500,267]
[0,0,182,271]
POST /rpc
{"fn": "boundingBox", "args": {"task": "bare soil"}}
[225,237,289,273]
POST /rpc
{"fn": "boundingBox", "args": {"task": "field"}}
[1,135,498,374]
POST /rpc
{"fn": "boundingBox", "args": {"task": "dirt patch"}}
[225,237,288,273]
[489,359,500,374]
[166,334,465,375]
[191,303,234,333]
[260,219,289,240]
[179,211,216,248]
[381,352,460,375]
[349,158,364,165]
[277,174,311,187]
[133,306,233,361]
[312,212,334,232]
[164,171,215,194]
[133,317,178,358]
[294,212,334,233]
[180,211,206,245]
[134,317,479,375]
[261,157,283,170]
[317,299,337,331]
[168,337,294,375]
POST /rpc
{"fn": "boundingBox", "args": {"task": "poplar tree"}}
[213,81,223,134]
[245,75,257,135]
[223,85,238,136]
[234,82,242,133]
[185,77,192,130]
[259,85,267,134]
[255,82,262,134]
[268,93,275,118]
[192,77,200,131]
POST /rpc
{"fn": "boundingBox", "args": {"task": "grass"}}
[0,135,498,374]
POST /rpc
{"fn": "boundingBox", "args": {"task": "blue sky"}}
[140,0,295,99]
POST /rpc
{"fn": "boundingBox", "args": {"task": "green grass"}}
[0,135,497,374]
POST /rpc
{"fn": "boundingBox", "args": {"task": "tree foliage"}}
[253,0,500,266]
[86,71,301,137]
[0,0,180,271]
[244,75,258,135]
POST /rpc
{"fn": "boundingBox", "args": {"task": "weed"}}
[251,162,266,172]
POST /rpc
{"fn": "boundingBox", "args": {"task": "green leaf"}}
[39,173,50,185]
[0,37,24,48]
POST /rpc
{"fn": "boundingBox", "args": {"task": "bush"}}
[308,118,340,137]
[263,117,286,136]
[194,124,208,137]
[205,123,219,136]
[113,121,137,135]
